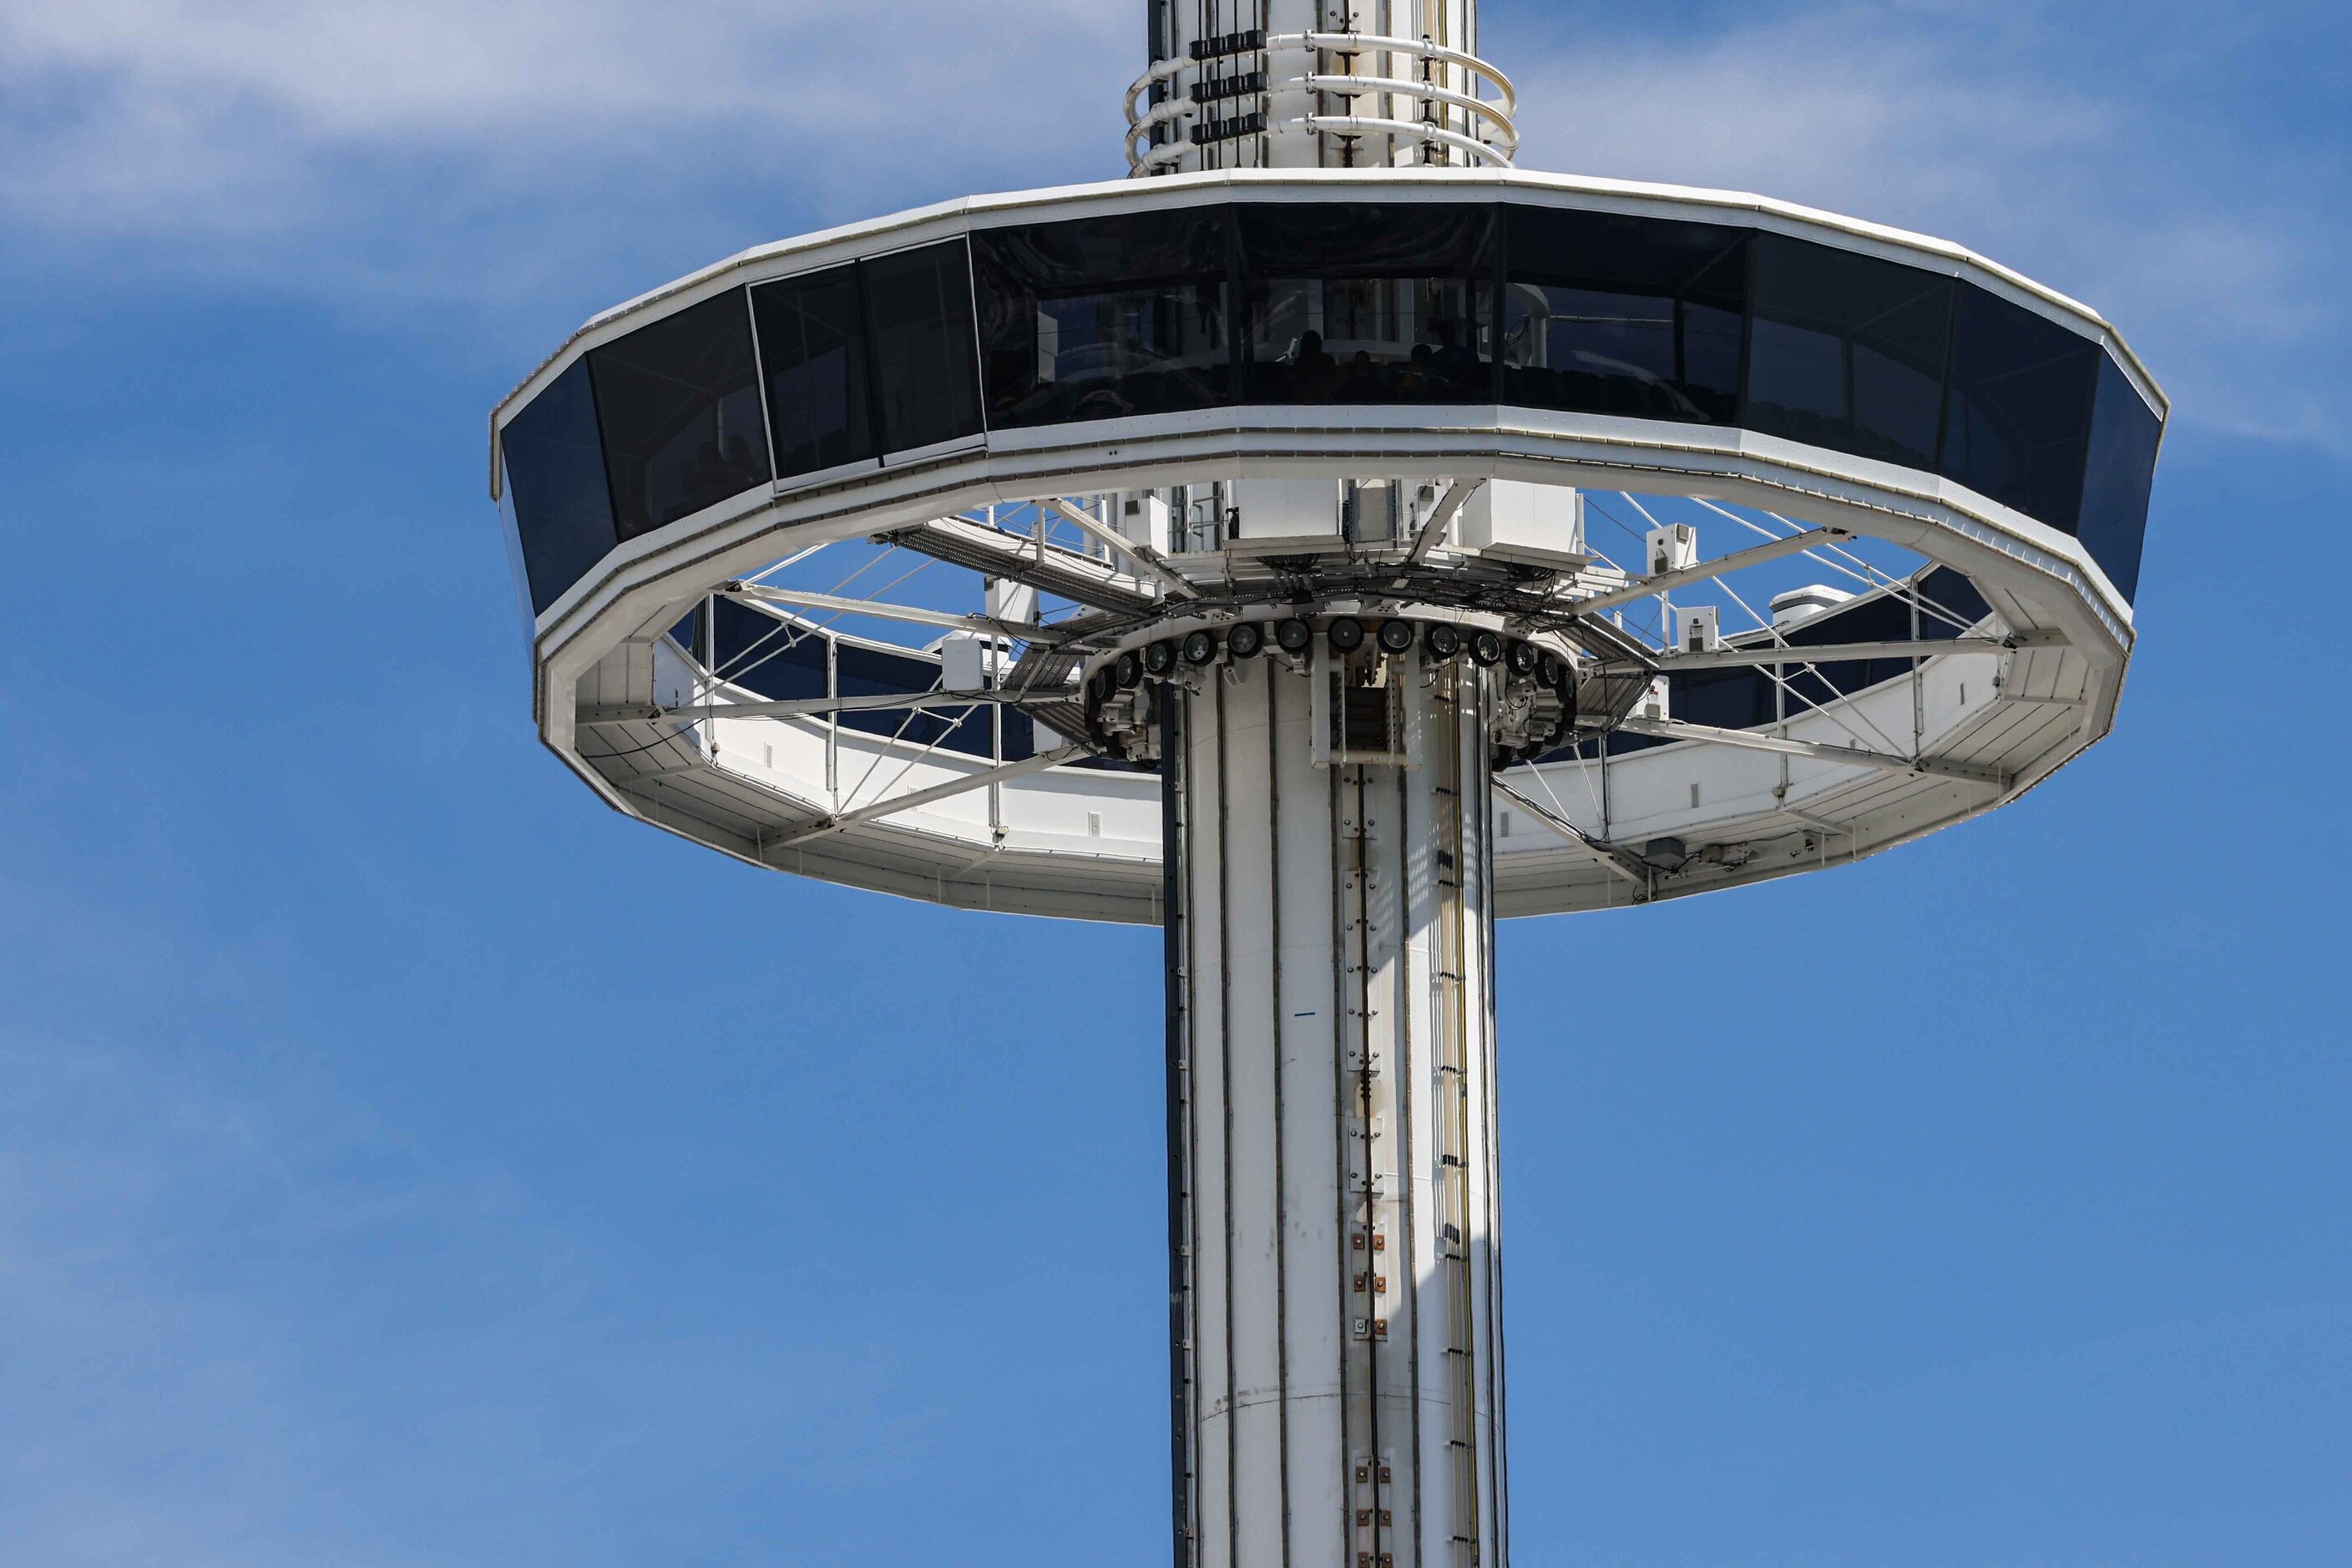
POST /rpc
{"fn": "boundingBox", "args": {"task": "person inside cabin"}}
[1288,328,1338,397]
[1429,317,1482,390]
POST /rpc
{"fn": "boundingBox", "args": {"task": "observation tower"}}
[488,3,2164,1563]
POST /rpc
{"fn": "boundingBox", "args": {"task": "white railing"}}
[1125,31,1520,177]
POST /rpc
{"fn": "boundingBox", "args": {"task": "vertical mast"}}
[1164,645,1508,1568]
[1130,1,1510,179]
[1140,9,1518,1564]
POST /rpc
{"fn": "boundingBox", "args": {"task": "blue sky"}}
[1,3,2347,1564]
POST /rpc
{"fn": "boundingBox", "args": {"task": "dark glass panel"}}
[751,265,877,480]
[1505,208,1748,423]
[711,599,827,701]
[589,291,771,540]
[1781,589,1918,706]
[1914,566,1992,637]
[835,640,988,756]
[1239,203,1497,403]
[1682,243,1748,422]
[2077,353,2162,603]
[1000,709,1038,762]
[1942,284,2099,530]
[973,206,1231,427]
[1601,730,1671,757]
[502,362,619,615]
[835,640,934,712]
[1671,666,1778,730]
[934,703,997,758]
[1745,234,1952,468]
[668,603,702,663]
[862,240,984,453]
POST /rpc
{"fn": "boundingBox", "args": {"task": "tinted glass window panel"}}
[973,207,1232,428]
[1000,710,1038,762]
[1681,310,1743,419]
[503,361,619,614]
[835,640,932,705]
[837,640,953,748]
[669,604,703,663]
[1672,667,1778,730]
[1781,589,1918,706]
[1748,318,1847,425]
[1240,203,1497,404]
[834,635,993,757]
[589,291,771,541]
[1507,283,1678,412]
[932,703,997,758]
[1505,208,1748,423]
[711,599,827,701]
[752,265,877,480]
[862,241,984,453]
[1745,234,1952,468]
[2077,353,2162,603]
[1682,244,1748,422]
[1914,566,1993,636]
[1942,284,2099,530]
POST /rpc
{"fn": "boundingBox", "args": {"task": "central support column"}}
[1145,0,1488,173]
[1163,647,1508,1568]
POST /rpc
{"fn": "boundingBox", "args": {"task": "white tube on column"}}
[1144,0,1491,174]
[1169,643,1506,1568]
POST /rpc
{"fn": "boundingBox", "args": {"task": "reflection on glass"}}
[589,290,771,540]
[2078,354,2162,602]
[1240,204,1496,403]
[1747,234,1952,468]
[1942,283,2099,532]
[974,207,1231,427]
[1250,278,1492,402]
[862,240,984,453]
[752,264,876,480]
[1505,208,1747,423]
[503,361,619,615]
[523,197,2162,617]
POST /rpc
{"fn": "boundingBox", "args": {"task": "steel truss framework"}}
[529,406,2133,924]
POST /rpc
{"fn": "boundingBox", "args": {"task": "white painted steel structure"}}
[487,4,2163,1564]
[1169,655,1505,1568]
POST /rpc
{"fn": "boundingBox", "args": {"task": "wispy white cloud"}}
[0,1,2343,432]
[0,0,1127,153]
[0,0,1130,304]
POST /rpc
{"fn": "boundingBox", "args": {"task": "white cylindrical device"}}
[1164,643,1506,1568]
[1136,0,1503,177]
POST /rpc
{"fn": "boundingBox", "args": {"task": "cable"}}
[580,729,704,765]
